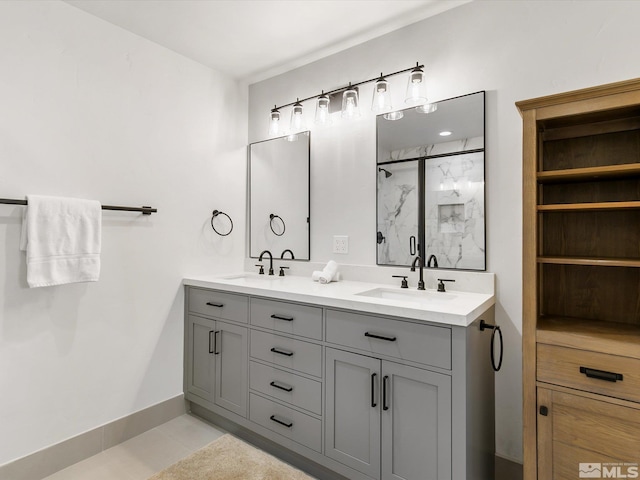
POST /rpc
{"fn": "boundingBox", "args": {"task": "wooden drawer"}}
[250,298,322,340]
[537,388,640,479]
[249,393,322,453]
[325,309,452,370]
[188,288,249,323]
[537,343,640,403]
[250,330,322,378]
[250,361,322,415]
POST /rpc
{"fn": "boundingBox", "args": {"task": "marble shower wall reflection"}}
[425,151,485,270]
[377,161,419,265]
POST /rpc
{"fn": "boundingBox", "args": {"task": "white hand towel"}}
[318,260,339,284]
[20,195,102,288]
[311,270,323,282]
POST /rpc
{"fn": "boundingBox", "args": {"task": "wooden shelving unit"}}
[518,78,640,480]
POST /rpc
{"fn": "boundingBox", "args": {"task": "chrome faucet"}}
[410,255,425,290]
[280,249,295,260]
[426,254,438,268]
[258,250,274,275]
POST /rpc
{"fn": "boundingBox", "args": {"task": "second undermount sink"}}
[356,287,456,304]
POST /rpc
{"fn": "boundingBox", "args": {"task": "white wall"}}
[0,1,246,465]
[248,0,640,463]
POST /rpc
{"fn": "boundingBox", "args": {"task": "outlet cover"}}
[333,235,349,254]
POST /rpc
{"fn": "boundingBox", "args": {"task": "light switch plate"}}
[333,235,349,254]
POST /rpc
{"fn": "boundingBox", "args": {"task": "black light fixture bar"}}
[272,63,424,111]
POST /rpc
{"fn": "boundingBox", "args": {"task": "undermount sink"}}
[355,287,456,304]
[221,273,278,282]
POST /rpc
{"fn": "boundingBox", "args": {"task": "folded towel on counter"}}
[313,260,339,284]
[20,195,102,288]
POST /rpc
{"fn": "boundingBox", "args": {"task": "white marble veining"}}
[183,273,495,327]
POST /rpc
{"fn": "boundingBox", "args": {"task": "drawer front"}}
[188,288,248,323]
[249,393,322,453]
[325,309,452,370]
[250,330,322,377]
[250,298,323,340]
[250,361,322,415]
[537,343,640,403]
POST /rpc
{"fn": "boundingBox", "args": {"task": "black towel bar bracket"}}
[0,198,157,215]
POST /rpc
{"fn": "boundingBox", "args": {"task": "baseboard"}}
[495,454,523,480]
[0,394,186,480]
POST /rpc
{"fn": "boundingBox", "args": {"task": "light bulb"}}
[315,93,332,125]
[372,75,392,113]
[405,64,428,106]
[289,99,304,133]
[341,86,360,119]
[269,106,281,136]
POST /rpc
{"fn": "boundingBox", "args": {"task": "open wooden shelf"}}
[537,256,640,268]
[537,163,640,183]
[538,201,640,212]
[537,316,640,360]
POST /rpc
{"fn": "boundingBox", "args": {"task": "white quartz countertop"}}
[183,273,495,327]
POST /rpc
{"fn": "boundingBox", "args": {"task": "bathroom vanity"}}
[183,274,496,480]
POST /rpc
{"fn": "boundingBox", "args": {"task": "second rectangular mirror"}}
[376,91,485,270]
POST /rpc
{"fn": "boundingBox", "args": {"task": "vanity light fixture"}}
[341,83,360,118]
[267,62,425,136]
[315,91,332,125]
[372,74,392,113]
[405,63,428,107]
[290,99,305,133]
[269,106,281,136]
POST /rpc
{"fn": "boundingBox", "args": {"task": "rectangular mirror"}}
[376,91,485,270]
[249,132,310,260]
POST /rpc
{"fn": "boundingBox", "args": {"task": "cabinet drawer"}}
[188,288,248,323]
[326,309,451,370]
[249,393,322,453]
[250,330,322,378]
[537,343,640,403]
[250,361,322,415]
[250,298,322,340]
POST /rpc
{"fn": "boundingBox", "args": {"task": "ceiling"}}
[64,0,469,83]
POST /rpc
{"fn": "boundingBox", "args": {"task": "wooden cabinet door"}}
[537,387,640,480]
[214,320,248,417]
[382,361,452,480]
[186,315,216,403]
[325,348,381,479]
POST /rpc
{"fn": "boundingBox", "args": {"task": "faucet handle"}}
[255,264,264,275]
[392,275,409,289]
[279,266,289,277]
[437,278,455,292]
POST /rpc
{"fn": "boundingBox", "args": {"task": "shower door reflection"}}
[376,160,419,265]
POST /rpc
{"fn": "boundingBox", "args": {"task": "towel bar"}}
[0,198,157,215]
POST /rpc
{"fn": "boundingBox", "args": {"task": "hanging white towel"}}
[20,195,102,288]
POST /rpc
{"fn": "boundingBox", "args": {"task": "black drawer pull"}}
[365,332,397,342]
[270,347,294,357]
[271,314,294,322]
[206,302,224,308]
[580,366,623,382]
[270,381,294,392]
[208,330,214,354]
[213,330,220,355]
[270,415,293,428]
[371,373,377,408]
[382,375,390,411]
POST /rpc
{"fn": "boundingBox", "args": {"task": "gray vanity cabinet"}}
[186,315,248,417]
[325,348,452,480]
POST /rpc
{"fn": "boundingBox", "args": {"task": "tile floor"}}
[42,414,226,480]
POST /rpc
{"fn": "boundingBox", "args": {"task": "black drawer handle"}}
[580,366,623,382]
[208,330,214,354]
[206,302,224,308]
[271,314,294,322]
[213,330,220,355]
[270,381,294,392]
[382,375,390,411]
[270,347,294,357]
[365,332,397,342]
[371,373,377,408]
[270,415,293,428]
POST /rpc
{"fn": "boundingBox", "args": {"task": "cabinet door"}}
[382,361,451,480]
[186,315,216,403]
[325,348,381,479]
[537,387,640,480]
[214,320,248,417]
